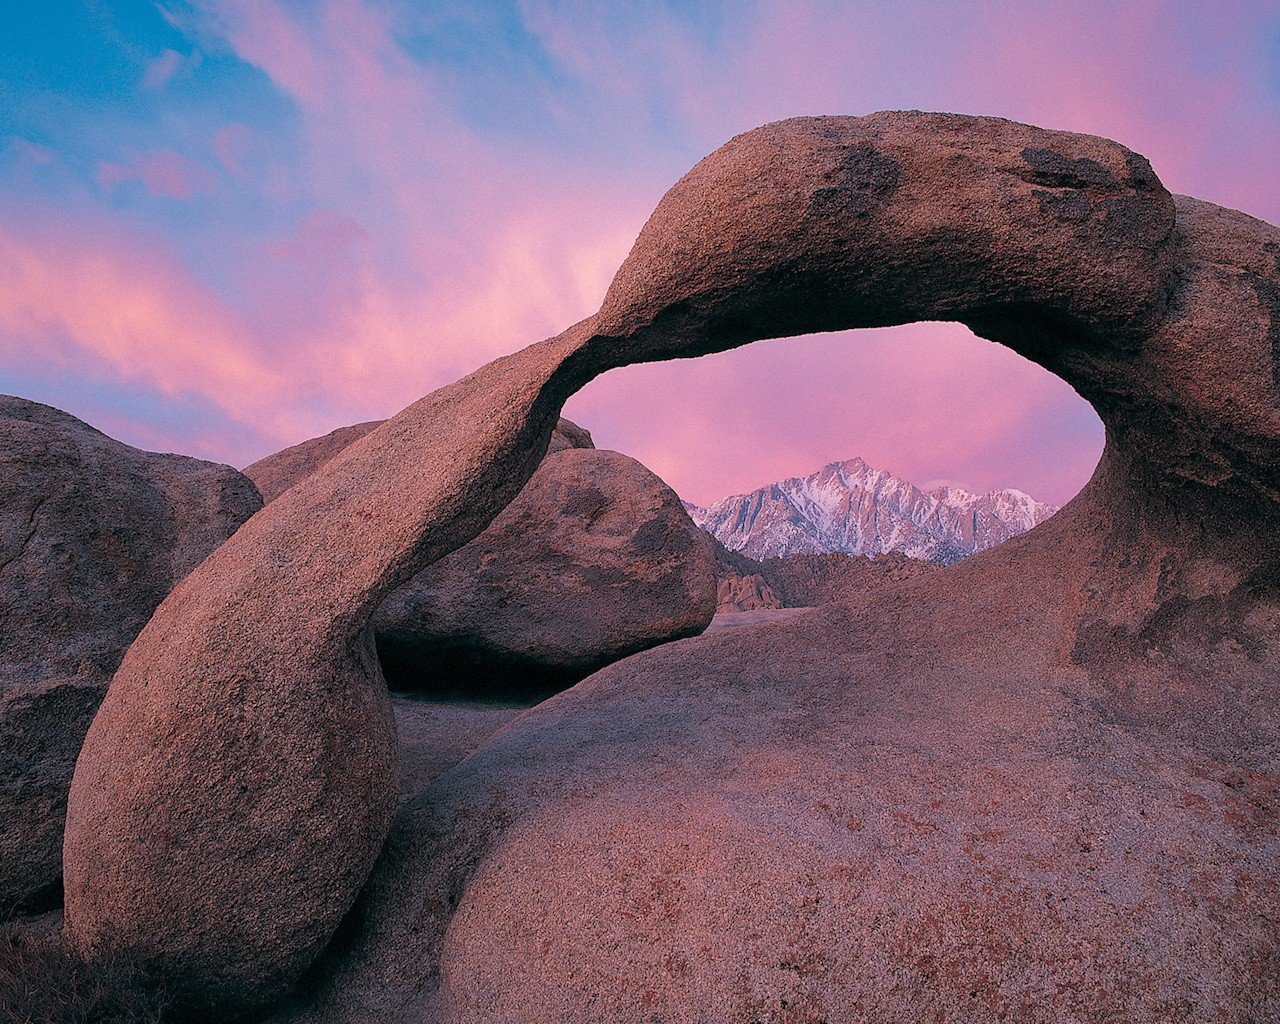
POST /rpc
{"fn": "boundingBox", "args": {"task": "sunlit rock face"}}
[0,396,261,917]
[62,112,1280,1023]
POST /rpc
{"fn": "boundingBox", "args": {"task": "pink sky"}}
[2,1,1277,506]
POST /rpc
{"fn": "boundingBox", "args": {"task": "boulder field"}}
[710,533,939,612]
[62,111,1280,1022]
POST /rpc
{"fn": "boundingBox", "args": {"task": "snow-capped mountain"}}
[686,457,1056,564]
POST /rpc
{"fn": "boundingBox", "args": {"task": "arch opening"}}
[566,320,1104,549]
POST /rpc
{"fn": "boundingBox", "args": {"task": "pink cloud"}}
[566,323,1103,508]
[212,123,254,177]
[25,0,1265,509]
[226,194,638,430]
[0,214,284,439]
[518,0,708,112]
[514,2,1279,229]
[512,1,1272,504]
[142,48,202,91]
[742,2,1277,223]
[195,0,330,108]
[0,202,439,455]
[178,0,649,428]
[263,208,367,262]
[165,0,1108,503]
[96,149,218,200]
[143,49,181,90]
[6,137,55,168]
[925,2,1280,223]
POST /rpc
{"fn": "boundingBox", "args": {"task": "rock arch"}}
[63,112,1280,1019]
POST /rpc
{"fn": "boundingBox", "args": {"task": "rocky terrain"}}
[689,455,1055,562]
[707,530,937,611]
[5,111,1277,1023]
[0,402,712,938]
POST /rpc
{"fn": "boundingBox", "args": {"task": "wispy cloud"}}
[211,122,254,177]
[6,138,56,168]
[173,0,647,416]
[141,48,202,90]
[0,214,278,431]
[96,149,218,199]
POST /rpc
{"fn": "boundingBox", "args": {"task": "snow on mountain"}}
[686,457,1057,564]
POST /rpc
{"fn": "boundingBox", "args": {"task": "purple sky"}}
[2,2,1277,506]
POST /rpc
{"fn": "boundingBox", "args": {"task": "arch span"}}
[63,112,1280,1018]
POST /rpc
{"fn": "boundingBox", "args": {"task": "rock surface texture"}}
[244,420,384,505]
[0,397,261,916]
[62,111,1280,1023]
[757,549,939,607]
[390,697,528,799]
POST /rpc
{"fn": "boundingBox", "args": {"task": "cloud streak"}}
[142,48,202,90]
[0,213,276,426]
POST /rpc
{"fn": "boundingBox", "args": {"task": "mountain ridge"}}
[686,456,1056,563]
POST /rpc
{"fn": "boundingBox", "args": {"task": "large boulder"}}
[246,418,710,698]
[0,396,261,916]
[63,111,1280,1023]
[374,447,716,697]
[244,420,384,505]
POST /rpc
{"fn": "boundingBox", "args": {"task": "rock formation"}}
[759,549,938,607]
[0,397,261,916]
[707,531,785,610]
[374,447,716,696]
[62,111,1280,1023]
[246,418,712,698]
[715,572,783,611]
[708,531,938,611]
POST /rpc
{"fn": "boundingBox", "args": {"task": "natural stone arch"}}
[62,112,1280,1019]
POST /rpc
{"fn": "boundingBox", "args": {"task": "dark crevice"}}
[0,496,48,578]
